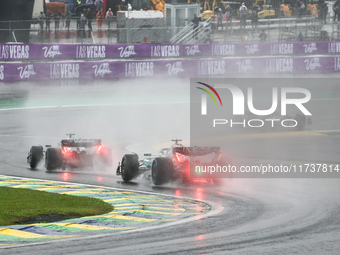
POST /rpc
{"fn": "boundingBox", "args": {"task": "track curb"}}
[0,175,211,246]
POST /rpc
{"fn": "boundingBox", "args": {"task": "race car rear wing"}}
[173,146,220,156]
[61,139,101,147]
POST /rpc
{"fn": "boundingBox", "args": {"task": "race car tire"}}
[152,157,174,185]
[121,154,139,182]
[211,178,224,186]
[45,148,62,171]
[29,146,43,169]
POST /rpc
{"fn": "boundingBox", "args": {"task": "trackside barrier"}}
[0,41,339,61]
[0,55,339,81]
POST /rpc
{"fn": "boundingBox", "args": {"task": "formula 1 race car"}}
[116,139,231,185]
[27,134,112,171]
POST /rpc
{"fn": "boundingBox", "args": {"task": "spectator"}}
[65,11,71,30]
[86,0,96,11]
[298,1,305,18]
[318,0,328,24]
[54,12,61,30]
[225,5,233,29]
[86,9,93,31]
[79,13,86,35]
[320,0,328,24]
[192,13,201,39]
[217,8,223,30]
[239,3,248,29]
[203,20,212,40]
[106,8,114,29]
[38,11,45,30]
[45,11,51,31]
[333,0,340,23]
[259,30,267,42]
[95,0,104,13]
[76,11,81,29]
[297,32,304,41]
[214,6,219,15]
[96,10,104,30]
[251,4,260,28]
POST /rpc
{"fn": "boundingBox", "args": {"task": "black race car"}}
[27,134,112,171]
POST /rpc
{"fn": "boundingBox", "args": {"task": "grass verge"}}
[0,186,113,226]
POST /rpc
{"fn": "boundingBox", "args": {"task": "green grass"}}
[0,187,113,226]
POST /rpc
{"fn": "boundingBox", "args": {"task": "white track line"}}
[0,101,187,112]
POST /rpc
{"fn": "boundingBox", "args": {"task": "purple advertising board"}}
[0,41,338,60]
[0,56,339,81]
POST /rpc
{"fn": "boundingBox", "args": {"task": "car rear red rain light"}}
[62,146,69,154]
[175,152,182,162]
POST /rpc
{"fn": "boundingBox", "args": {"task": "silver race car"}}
[116,139,231,185]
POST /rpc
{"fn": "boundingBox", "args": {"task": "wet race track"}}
[1,78,340,254]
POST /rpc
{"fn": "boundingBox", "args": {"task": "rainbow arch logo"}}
[196,82,223,106]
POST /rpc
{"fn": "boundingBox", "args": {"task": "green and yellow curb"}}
[0,176,210,246]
